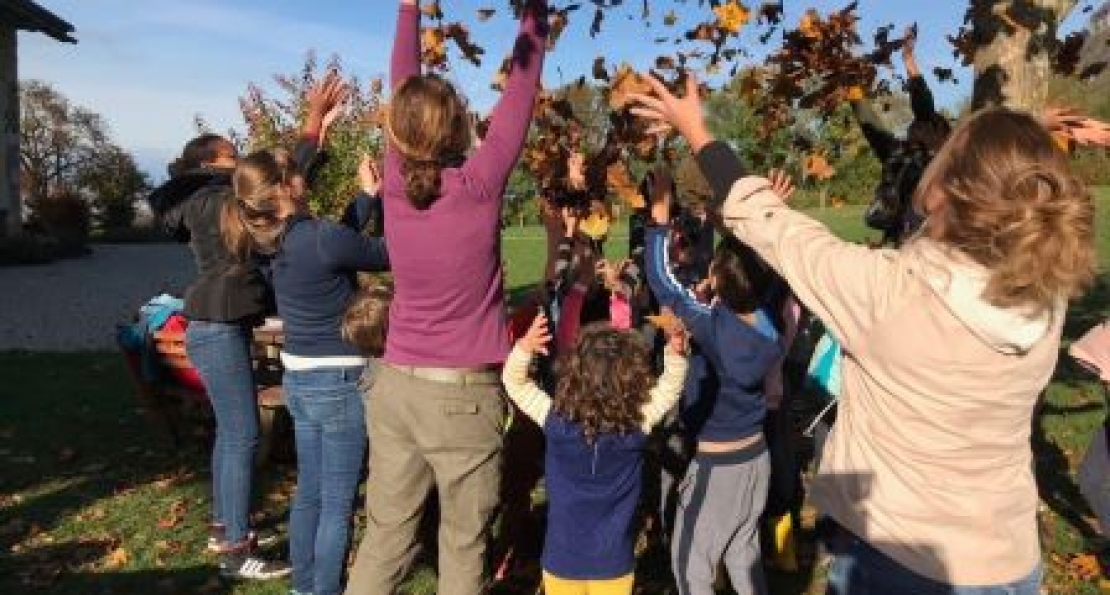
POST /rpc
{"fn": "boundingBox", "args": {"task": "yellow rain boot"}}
[771,513,800,573]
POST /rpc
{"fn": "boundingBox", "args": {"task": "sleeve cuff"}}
[720,176,781,223]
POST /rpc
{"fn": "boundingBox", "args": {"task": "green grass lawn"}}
[0,196,1108,594]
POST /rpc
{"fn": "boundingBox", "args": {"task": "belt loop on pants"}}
[386,363,501,386]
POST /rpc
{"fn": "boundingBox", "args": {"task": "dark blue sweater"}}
[644,227,780,442]
[271,194,390,358]
[542,414,646,579]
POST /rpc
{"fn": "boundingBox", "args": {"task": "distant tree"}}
[19,80,110,202]
[80,146,150,229]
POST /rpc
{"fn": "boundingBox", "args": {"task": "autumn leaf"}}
[646,308,684,336]
[104,546,129,569]
[609,64,653,110]
[663,10,678,26]
[607,162,645,208]
[803,153,836,181]
[1065,552,1102,580]
[845,86,864,101]
[714,1,751,35]
[421,1,442,20]
[580,211,611,240]
[799,9,821,39]
[477,8,496,22]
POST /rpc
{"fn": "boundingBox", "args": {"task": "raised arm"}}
[464,0,549,196]
[901,27,938,123]
[644,227,714,343]
[501,314,556,425]
[631,72,899,354]
[640,349,689,431]
[391,0,421,89]
[851,98,899,162]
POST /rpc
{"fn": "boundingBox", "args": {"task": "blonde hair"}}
[342,283,393,357]
[385,75,472,210]
[222,149,295,262]
[914,107,1096,314]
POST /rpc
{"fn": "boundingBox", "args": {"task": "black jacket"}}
[148,169,271,324]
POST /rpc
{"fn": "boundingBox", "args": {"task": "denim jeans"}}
[825,529,1042,595]
[285,366,367,595]
[186,320,259,545]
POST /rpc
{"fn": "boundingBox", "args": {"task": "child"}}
[342,282,393,359]
[224,140,389,595]
[642,170,782,595]
[502,313,689,595]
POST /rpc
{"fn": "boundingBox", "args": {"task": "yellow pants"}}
[542,572,634,595]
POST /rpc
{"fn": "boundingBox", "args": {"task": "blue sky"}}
[19,1,1094,180]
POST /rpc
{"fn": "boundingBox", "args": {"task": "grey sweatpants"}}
[672,442,770,595]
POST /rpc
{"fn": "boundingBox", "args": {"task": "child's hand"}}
[520,313,552,356]
[767,169,795,202]
[567,151,586,192]
[358,155,382,196]
[306,70,348,133]
[665,323,689,356]
[562,207,580,239]
[649,170,673,227]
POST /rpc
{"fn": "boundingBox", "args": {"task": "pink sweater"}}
[383,2,548,366]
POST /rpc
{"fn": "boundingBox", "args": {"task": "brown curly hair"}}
[342,282,393,357]
[553,323,654,444]
[914,107,1096,315]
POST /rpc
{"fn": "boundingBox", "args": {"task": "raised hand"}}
[567,151,586,192]
[358,155,382,196]
[520,312,553,356]
[305,70,348,134]
[648,170,674,226]
[629,73,713,153]
[767,169,796,202]
[562,206,580,239]
[902,25,917,58]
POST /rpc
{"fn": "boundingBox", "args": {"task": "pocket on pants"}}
[435,387,507,449]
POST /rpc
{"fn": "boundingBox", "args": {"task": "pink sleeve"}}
[462,0,548,198]
[609,293,632,331]
[390,5,420,89]
[556,285,586,355]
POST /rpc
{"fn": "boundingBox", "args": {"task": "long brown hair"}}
[386,75,472,210]
[221,149,295,262]
[914,107,1096,314]
[553,323,654,444]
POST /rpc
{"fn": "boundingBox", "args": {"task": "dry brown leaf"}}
[607,162,645,208]
[646,309,684,336]
[714,1,751,34]
[609,65,653,110]
[104,546,129,569]
[803,153,836,181]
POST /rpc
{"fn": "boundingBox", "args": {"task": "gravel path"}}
[0,244,196,351]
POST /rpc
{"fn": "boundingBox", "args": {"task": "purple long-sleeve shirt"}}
[383,1,548,366]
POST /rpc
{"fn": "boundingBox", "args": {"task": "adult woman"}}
[344,2,548,595]
[631,77,1096,593]
[147,76,344,581]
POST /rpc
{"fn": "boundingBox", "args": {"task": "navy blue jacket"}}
[644,226,780,442]
[271,194,389,357]
[542,414,646,579]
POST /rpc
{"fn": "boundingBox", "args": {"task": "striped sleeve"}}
[501,345,553,425]
[640,352,689,431]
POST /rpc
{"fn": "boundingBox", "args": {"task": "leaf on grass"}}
[1065,552,1102,580]
[104,546,129,569]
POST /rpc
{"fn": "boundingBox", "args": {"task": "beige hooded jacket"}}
[722,176,1061,585]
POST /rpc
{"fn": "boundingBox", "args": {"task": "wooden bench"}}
[124,327,289,465]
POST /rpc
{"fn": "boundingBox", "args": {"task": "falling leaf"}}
[803,153,836,180]
[609,64,653,110]
[477,8,496,21]
[607,162,645,208]
[845,86,864,101]
[580,211,611,240]
[593,56,609,81]
[714,1,751,34]
[421,1,442,19]
[646,308,684,336]
[664,10,678,26]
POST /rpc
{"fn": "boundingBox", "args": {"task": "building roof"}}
[0,0,75,43]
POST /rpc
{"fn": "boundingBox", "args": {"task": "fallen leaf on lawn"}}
[1065,552,1101,580]
[103,546,129,569]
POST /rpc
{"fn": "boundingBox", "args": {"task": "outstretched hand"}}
[648,168,674,226]
[767,169,796,202]
[1041,107,1110,151]
[629,74,714,153]
[306,70,349,135]
[520,312,553,356]
[358,155,382,196]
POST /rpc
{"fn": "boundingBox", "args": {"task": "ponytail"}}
[401,158,445,210]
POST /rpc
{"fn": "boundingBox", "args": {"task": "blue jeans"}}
[186,320,259,545]
[285,366,368,595]
[825,530,1042,595]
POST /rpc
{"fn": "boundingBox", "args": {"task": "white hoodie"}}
[722,176,1060,585]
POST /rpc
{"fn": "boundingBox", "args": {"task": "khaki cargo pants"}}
[344,363,507,595]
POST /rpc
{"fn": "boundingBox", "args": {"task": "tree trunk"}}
[971,0,1078,111]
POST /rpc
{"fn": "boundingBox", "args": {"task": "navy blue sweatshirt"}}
[271,194,390,358]
[644,226,780,442]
